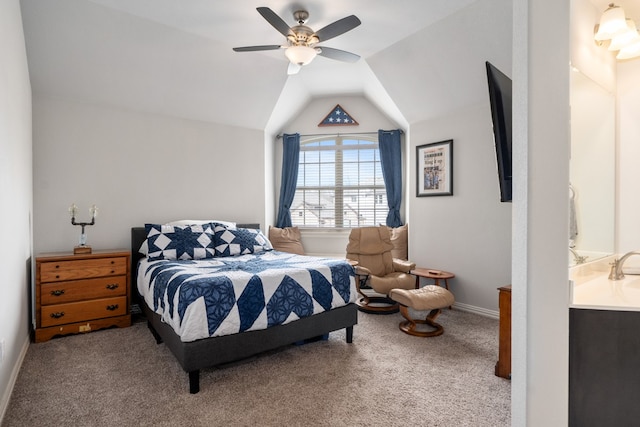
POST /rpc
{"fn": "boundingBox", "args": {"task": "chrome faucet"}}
[608,251,640,280]
[569,247,588,265]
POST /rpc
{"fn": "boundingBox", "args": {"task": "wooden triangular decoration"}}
[318,104,359,127]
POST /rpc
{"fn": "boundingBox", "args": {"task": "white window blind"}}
[291,135,388,228]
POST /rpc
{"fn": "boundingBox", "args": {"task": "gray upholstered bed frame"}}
[130,225,357,393]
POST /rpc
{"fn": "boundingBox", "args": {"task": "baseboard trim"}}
[0,335,30,424]
[453,301,499,319]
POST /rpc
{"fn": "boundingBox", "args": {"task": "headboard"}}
[130,223,261,303]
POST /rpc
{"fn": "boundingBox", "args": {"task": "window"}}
[291,135,388,228]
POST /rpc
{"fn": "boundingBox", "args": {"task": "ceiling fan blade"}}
[317,47,360,63]
[287,62,301,75]
[257,7,293,38]
[313,15,361,42]
[233,45,282,52]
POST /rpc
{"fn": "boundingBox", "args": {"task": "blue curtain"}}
[276,133,301,228]
[378,129,403,227]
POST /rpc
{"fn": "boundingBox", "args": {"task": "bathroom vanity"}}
[569,256,640,426]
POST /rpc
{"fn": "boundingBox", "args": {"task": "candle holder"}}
[69,204,98,254]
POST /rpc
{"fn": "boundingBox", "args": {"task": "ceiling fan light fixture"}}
[233,8,361,73]
[285,45,317,65]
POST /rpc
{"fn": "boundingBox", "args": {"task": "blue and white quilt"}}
[137,251,357,342]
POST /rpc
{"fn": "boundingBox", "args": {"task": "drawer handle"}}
[106,283,119,290]
[50,312,65,319]
[50,289,65,296]
[106,304,119,311]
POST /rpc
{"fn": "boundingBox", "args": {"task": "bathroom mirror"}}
[569,67,615,266]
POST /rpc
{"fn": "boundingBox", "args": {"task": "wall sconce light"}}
[69,203,98,254]
[594,3,640,60]
[617,30,640,59]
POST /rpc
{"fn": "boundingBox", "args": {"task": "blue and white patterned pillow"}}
[143,223,216,260]
[213,225,273,257]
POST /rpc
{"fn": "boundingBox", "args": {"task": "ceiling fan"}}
[233,7,361,75]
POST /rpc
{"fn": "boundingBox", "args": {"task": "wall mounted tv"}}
[485,61,512,202]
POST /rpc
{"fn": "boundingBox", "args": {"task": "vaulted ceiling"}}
[20,0,514,133]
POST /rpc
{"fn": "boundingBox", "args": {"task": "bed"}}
[131,223,358,393]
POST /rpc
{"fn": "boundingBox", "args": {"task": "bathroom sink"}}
[620,276,640,288]
[572,274,640,310]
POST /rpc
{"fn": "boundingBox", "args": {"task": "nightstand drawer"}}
[40,296,127,327]
[40,257,127,282]
[41,276,127,305]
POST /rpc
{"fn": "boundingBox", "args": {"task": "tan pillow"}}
[268,226,305,255]
[388,224,408,260]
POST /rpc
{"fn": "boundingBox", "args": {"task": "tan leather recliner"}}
[346,226,416,313]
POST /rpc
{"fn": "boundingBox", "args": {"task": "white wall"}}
[0,0,32,420]
[512,0,570,423]
[409,104,512,313]
[366,0,512,125]
[568,0,618,259]
[617,59,640,254]
[569,70,615,255]
[32,96,266,254]
[363,0,513,315]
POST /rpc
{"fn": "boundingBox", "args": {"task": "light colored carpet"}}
[3,309,510,426]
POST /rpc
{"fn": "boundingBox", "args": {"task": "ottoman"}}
[389,285,455,337]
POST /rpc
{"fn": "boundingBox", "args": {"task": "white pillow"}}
[165,219,236,228]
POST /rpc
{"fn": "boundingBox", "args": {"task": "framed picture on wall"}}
[416,139,453,197]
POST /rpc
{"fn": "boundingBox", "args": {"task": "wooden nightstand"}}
[34,249,132,342]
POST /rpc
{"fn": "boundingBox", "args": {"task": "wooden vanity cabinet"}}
[34,250,131,342]
[569,308,640,426]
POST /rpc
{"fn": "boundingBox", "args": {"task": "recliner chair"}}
[346,226,416,313]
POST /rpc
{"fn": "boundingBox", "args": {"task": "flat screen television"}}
[485,61,512,202]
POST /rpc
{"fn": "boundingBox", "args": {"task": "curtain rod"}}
[276,130,404,139]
